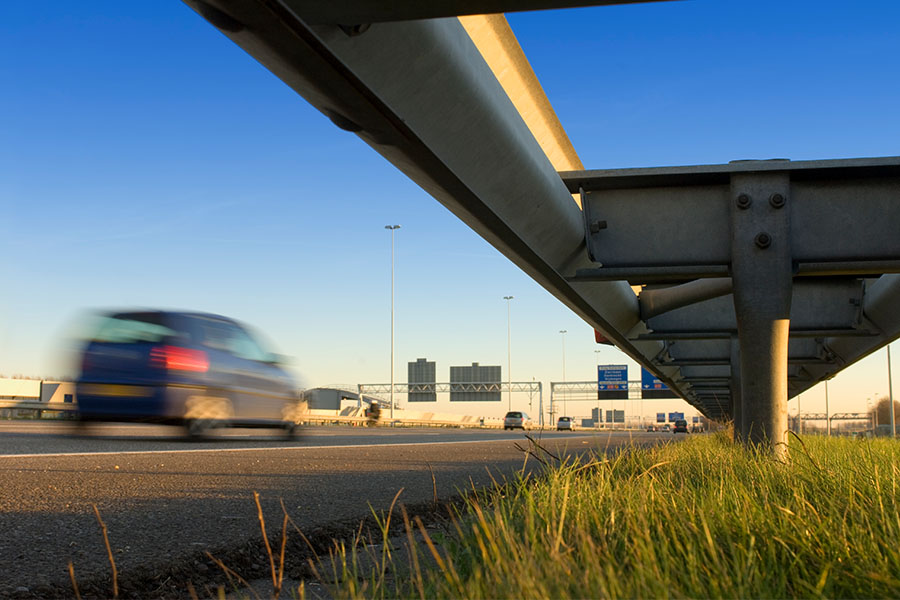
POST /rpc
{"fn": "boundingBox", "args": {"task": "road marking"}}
[0,434,600,460]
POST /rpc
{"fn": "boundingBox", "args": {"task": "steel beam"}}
[277,0,673,25]
[789,274,900,394]
[657,338,834,368]
[643,279,865,336]
[180,1,694,394]
[567,158,900,283]
[639,278,732,320]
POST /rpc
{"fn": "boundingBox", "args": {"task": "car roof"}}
[102,309,242,328]
[106,309,234,321]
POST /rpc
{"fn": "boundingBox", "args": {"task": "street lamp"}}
[385,224,400,419]
[595,350,602,427]
[503,296,514,411]
[874,392,880,429]
[559,330,567,417]
[888,344,895,438]
[867,397,874,430]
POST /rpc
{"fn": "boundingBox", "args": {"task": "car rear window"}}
[505,412,522,418]
[91,313,179,344]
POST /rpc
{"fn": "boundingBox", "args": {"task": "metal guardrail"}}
[0,401,508,429]
[304,415,505,429]
[0,400,75,411]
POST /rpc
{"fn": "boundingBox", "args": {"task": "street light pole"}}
[874,392,880,429]
[595,349,601,427]
[385,224,400,420]
[889,344,895,438]
[503,296,514,411]
[559,330,567,417]
[867,398,874,430]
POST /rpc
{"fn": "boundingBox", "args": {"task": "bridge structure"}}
[182,0,900,456]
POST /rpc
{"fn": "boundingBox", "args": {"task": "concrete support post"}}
[730,173,792,458]
[730,335,743,441]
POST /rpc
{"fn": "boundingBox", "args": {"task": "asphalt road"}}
[0,422,673,597]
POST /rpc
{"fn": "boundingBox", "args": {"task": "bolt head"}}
[754,232,772,249]
[736,194,752,209]
[769,193,786,208]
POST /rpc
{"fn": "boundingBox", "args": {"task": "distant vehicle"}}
[76,310,302,437]
[557,416,575,431]
[646,425,657,432]
[661,424,671,432]
[504,411,533,430]
[673,419,689,433]
[365,401,381,426]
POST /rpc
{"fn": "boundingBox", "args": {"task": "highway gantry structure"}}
[183,0,900,456]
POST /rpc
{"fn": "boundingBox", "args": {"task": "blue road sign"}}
[641,367,679,399]
[668,412,685,422]
[657,412,666,423]
[598,364,628,399]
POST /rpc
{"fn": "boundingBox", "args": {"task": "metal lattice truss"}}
[183,0,899,452]
[358,382,542,394]
[550,380,640,395]
[829,412,873,422]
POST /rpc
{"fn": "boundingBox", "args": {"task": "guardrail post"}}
[731,172,791,458]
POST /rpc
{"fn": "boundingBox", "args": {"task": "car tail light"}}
[149,346,209,372]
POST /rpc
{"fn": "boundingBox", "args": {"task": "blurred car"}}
[646,425,657,432]
[503,411,533,430]
[557,416,575,431]
[661,424,671,432]
[673,419,689,434]
[76,310,302,436]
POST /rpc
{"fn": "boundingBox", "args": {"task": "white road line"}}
[0,435,594,460]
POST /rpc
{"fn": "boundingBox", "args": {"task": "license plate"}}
[80,384,152,397]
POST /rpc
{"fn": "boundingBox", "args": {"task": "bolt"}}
[339,23,371,36]
[590,220,608,234]
[755,232,772,249]
[769,193,786,208]
[736,194,752,209]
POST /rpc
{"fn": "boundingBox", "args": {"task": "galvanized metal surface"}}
[276,0,671,25]
[568,158,900,281]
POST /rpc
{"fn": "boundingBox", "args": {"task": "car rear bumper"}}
[76,383,221,424]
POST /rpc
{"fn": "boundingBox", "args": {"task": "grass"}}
[318,432,900,599]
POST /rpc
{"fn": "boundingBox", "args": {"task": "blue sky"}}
[2,1,899,420]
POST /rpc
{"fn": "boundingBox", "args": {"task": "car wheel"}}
[281,421,300,440]
[185,418,215,438]
[184,395,232,439]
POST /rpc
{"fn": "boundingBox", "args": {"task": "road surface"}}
[0,421,674,597]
